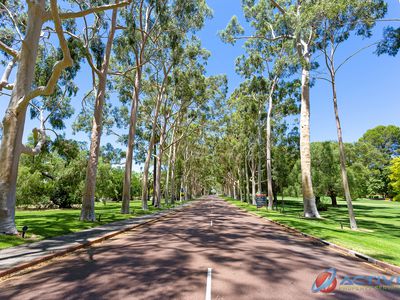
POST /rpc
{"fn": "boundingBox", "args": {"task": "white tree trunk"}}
[245,155,250,203]
[266,84,276,210]
[0,1,45,234]
[155,117,167,207]
[251,150,256,205]
[332,80,357,229]
[257,107,262,194]
[300,64,320,218]
[121,69,141,213]
[141,93,163,210]
[81,6,118,221]
[170,140,178,203]
[1,0,73,233]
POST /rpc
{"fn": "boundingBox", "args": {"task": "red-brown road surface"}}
[1,196,399,300]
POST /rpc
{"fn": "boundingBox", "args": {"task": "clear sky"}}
[1,0,399,148]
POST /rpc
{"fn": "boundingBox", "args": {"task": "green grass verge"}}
[0,200,185,249]
[223,196,400,266]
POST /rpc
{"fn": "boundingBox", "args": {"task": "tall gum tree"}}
[80,1,130,221]
[0,1,131,233]
[117,0,159,214]
[316,0,386,229]
[221,0,323,217]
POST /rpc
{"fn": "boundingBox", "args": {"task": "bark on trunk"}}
[330,194,337,207]
[266,82,276,210]
[299,64,320,218]
[81,75,106,221]
[251,150,256,205]
[81,6,118,221]
[164,127,175,204]
[332,80,357,229]
[170,140,178,203]
[155,118,167,207]
[0,1,45,234]
[121,69,141,214]
[257,107,262,194]
[238,167,243,202]
[141,93,163,210]
[152,144,157,206]
[245,155,250,203]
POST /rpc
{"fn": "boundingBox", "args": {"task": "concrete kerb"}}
[225,201,400,275]
[0,200,199,279]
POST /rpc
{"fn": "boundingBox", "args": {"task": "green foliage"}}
[377,26,400,56]
[359,125,400,157]
[16,137,137,208]
[0,200,177,249]
[389,157,400,199]
[226,196,400,266]
[311,142,341,202]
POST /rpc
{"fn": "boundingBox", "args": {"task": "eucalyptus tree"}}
[154,41,223,206]
[315,0,386,229]
[225,80,261,203]
[234,8,298,209]
[75,1,130,221]
[114,0,163,214]
[220,0,321,217]
[0,0,129,234]
[115,0,211,212]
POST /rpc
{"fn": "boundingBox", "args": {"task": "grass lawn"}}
[223,196,400,266]
[0,200,183,249]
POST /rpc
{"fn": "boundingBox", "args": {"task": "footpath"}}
[0,201,194,278]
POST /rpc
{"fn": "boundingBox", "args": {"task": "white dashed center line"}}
[205,267,212,300]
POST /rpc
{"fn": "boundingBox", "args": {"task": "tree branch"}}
[43,1,131,22]
[0,58,16,91]
[20,0,73,109]
[269,0,286,14]
[0,40,19,58]
[0,2,24,41]
[21,109,46,156]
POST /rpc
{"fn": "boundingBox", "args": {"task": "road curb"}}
[0,201,197,280]
[226,201,400,275]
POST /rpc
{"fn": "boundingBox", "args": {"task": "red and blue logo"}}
[312,268,338,293]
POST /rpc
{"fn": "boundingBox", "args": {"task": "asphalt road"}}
[0,196,399,300]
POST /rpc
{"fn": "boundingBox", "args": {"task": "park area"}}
[0,200,178,249]
[225,197,400,266]
[1,0,400,299]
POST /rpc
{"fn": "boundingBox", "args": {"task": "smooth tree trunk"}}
[233,177,237,200]
[164,127,175,204]
[81,75,106,221]
[155,118,167,207]
[152,144,157,206]
[81,6,118,221]
[299,63,320,218]
[238,167,243,202]
[141,92,163,210]
[121,69,141,214]
[257,107,262,194]
[154,145,162,207]
[251,150,256,205]
[266,81,276,210]
[332,80,357,229]
[0,1,45,234]
[245,155,250,203]
[170,140,178,203]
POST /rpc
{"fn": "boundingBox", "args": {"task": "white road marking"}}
[205,268,212,300]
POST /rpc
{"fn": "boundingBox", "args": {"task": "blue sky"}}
[1,0,400,148]
[197,0,400,142]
